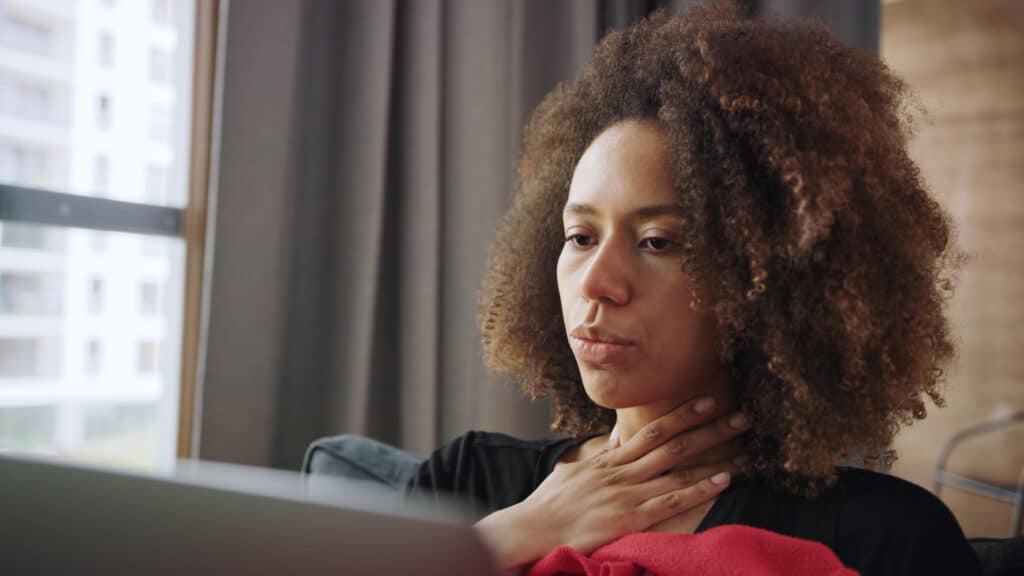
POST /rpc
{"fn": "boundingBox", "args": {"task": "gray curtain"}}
[197,0,879,470]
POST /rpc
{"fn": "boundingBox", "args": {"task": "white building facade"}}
[0,0,192,470]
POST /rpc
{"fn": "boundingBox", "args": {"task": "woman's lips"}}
[569,336,639,366]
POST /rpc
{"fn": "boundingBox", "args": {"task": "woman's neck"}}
[613,365,735,445]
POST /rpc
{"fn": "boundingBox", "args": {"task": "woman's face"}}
[557,119,722,411]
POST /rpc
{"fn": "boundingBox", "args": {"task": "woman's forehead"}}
[567,120,677,212]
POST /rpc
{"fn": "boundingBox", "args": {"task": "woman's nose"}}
[579,240,632,305]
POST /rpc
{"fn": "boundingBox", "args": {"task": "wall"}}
[882,0,1024,538]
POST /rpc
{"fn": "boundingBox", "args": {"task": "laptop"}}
[0,452,501,575]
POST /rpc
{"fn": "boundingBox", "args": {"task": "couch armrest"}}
[302,434,425,491]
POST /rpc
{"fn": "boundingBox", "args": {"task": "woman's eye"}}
[639,237,676,251]
[565,233,594,248]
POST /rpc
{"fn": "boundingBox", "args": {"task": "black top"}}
[405,430,982,576]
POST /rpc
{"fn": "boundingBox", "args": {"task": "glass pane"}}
[0,0,195,207]
[0,219,184,471]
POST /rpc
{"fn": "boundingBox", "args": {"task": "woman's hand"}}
[474,396,751,572]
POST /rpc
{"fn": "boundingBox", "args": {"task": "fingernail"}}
[728,412,749,429]
[710,472,730,485]
[693,397,716,414]
[732,454,749,466]
[608,425,620,448]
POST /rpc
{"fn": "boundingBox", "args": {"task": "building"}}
[0,0,192,470]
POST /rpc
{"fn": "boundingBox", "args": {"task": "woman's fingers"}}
[633,459,744,503]
[632,469,734,527]
[513,402,748,566]
[603,395,720,467]
[620,411,751,482]
[669,438,744,470]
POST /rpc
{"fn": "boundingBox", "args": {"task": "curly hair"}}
[478,1,961,494]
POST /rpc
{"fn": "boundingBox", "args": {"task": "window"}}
[88,277,104,314]
[0,272,43,315]
[82,404,156,443]
[0,222,183,463]
[1,222,46,249]
[93,155,109,195]
[147,106,170,142]
[96,94,112,130]
[85,340,102,375]
[141,236,164,258]
[98,33,115,68]
[90,231,107,252]
[144,164,167,204]
[16,83,49,122]
[0,338,38,378]
[0,77,52,123]
[139,281,159,315]
[0,13,52,57]
[151,0,173,26]
[0,144,49,188]
[0,406,55,449]
[136,341,158,374]
[0,0,206,470]
[149,48,171,84]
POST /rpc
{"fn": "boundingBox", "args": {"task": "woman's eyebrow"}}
[562,202,685,220]
[631,204,686,221]
[563,202,597,217]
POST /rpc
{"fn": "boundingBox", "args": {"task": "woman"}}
[407,3,979,575]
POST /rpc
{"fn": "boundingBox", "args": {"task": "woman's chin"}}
[582,379,652,410]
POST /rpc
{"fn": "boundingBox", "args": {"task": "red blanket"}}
[524,525,859,576]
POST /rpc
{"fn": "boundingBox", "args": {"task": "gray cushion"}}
[302,434,424,491]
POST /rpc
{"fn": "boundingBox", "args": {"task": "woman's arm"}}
[474,504,547,573]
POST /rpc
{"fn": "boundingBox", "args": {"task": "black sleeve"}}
[404,430,491,516]
[404,430,563,518]
[835,471,982,576]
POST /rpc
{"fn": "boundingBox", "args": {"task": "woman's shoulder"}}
[827,467,963,532]
[459,429,575,449]
[407,430,587,514]
[433,429,583,461]
[830,466,945,510]
[827,467,980,575]
[714,467,949,535]
[715,467,980,575]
